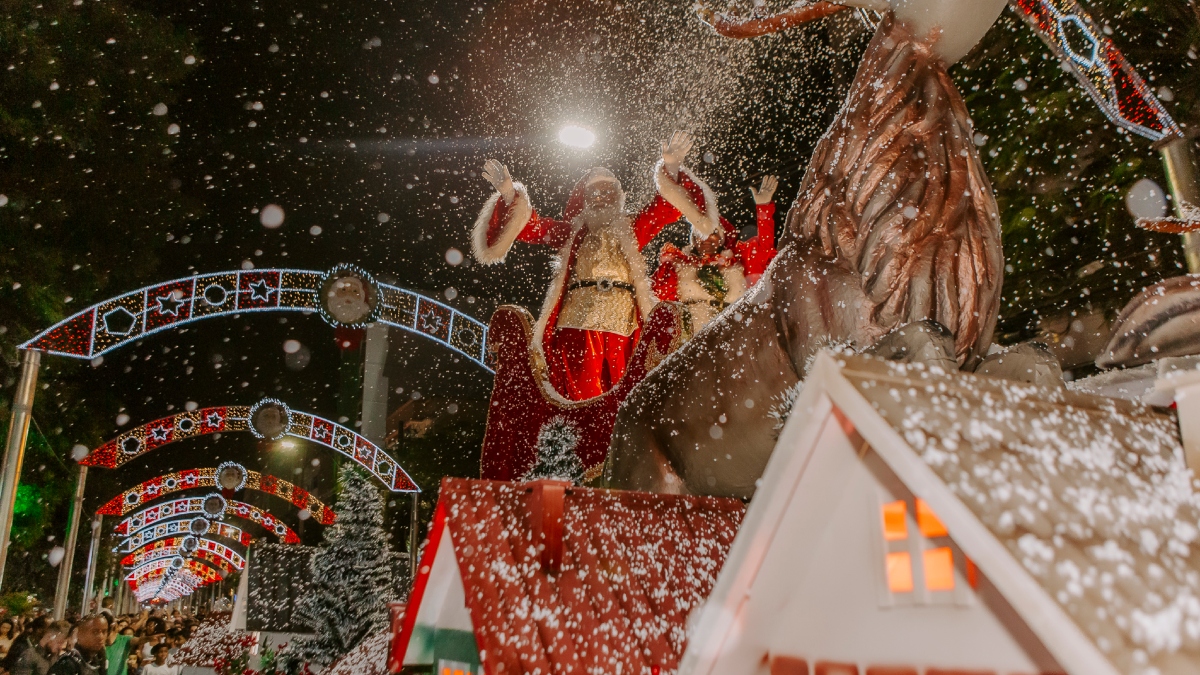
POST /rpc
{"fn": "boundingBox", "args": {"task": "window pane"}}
[916,498,948,538]
[924,547,955,591]
[881,500,907,541]
[886,551,913,592]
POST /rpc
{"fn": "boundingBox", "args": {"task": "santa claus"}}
[652,175,779,336]
[472,131,720,401]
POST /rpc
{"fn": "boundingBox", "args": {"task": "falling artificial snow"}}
[289,464,399,667]
[522,416,584,484]
[259,204,285,228]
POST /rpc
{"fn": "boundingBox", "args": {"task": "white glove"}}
[750,175,779,205]
[481,159,516,204]
[661,130,695,178]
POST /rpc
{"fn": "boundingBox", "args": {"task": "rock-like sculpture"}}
[606,2,1008,498]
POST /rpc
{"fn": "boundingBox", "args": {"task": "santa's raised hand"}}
[661,130,694,178]
[481,159,516,204]
[750,175,779,205]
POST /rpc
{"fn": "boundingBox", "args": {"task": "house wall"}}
[404,530,478,667]
[700,415,1061,674]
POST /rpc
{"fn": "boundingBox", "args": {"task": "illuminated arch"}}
[82,399,417,492]
[128,557,221,588]
[133,563,214,602]
[116,495,301,544]
[98,467,336,524]
[18,266,492,371]
[122,537,245,571]
[118,519,250,553]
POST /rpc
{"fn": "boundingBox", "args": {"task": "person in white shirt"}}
[140,644,178,675]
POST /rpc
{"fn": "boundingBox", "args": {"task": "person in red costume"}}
[471,131,722,401]
[653,175,779,336]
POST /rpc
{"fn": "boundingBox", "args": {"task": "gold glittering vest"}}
[556,224,639,336]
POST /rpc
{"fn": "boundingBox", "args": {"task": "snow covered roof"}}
[834,352,1199,674]
[423,478,744,675]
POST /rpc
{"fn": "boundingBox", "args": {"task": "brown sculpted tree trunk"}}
[605,13,1003,499]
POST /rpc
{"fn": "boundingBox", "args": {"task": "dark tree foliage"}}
[955,1,1200,341]
[0,0,196,593]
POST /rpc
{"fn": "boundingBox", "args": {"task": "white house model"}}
[679,351,1200,675]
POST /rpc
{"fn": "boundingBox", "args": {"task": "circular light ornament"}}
[558,124,595,148]
[216,462,248,492]
[188,517,211,536]
[180,535,200,552]
[1126,178,1169,221]
[201,494,227,519]
[319,264,381,327]
[248,398,292,440]
[169,556,186,570]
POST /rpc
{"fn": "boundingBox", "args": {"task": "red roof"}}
[411,478,745,675]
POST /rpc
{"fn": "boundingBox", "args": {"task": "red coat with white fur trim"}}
[472,163,720,354]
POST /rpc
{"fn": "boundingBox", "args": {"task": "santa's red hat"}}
[563,167,622,222]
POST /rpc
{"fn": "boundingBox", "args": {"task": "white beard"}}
[575,198,628,230]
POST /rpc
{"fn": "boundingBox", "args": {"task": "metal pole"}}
[1160,136,1200,272]
[408,492,419,587]
[80,515,102,616]
[0,349,40,589]
[52,465,87,619]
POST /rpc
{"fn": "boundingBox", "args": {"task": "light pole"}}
[80,515,102,616]
[52,465,87,619]
[0,350,40,589]
[1160,137,1200,272]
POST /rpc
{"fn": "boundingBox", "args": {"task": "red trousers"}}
[545,328,634,401]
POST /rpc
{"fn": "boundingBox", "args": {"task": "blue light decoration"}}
[116,495,301,543]
[1013,0,1182,143]
[117,519,251,553]
[81,398,418,493]
[123,537,246,572]
[18,266,492,372]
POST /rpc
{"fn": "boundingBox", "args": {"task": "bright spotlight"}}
[558,125,595,148]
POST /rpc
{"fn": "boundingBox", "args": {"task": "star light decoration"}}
[116,495,300,544]
[117,519,251,553]
[1013,0,1181,143]
[122,537,246,571]
[81,399,417,492]
[19,266,491,371]
[98,467,336,522]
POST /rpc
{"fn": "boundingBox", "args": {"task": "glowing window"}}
[924,547,955,591]
[916,499,948,537]
[886,551,914,592]
[881,500,907,541]
[966,557,980,589]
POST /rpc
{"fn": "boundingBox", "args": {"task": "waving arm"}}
[695,1,852,38]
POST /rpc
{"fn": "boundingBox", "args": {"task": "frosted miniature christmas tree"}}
[290,465,397,667]
[522,417,584,484]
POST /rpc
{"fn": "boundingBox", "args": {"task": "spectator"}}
[10,620,69,675]
[3,617,49,672]
[47,615,107,675]
[137,645,175,675]
[0,618,16,658]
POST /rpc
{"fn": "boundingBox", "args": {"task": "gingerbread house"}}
[680,351,1200,675]
[391,477,744,675]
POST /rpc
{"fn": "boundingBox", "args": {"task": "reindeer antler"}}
[694,1,849,39]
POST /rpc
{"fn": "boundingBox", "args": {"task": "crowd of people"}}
[0,599,201,675]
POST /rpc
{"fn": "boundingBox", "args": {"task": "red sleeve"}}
[632,170,710,248]
[652,262,679,302]
[487,198,572,249]
[737,202,778,276]
[633,195,682,249]
[518,212,573,249]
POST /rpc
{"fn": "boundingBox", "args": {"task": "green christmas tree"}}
[290,465,398,667]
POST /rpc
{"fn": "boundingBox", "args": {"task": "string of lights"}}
[81,399,418,492]
[18,266,492,370]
